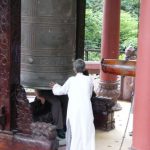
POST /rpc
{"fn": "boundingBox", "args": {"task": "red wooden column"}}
[99,0,120,99]
[132,0,150,150]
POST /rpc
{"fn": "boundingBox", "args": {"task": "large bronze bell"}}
[21,0,76,89]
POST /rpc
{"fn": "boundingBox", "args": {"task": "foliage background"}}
[85,0,139,60]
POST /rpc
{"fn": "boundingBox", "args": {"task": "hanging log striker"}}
[21,0,76,89]
[101,59,136,77]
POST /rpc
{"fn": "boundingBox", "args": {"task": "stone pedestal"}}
[98,81,121,111]
[98,81,120,100]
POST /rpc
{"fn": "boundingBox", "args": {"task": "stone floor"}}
[58,101,133,150]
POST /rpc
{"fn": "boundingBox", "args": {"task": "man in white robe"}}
[50,59,95,150]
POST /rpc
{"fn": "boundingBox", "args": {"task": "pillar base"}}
[98,80,120,99]
[98,80,121,110]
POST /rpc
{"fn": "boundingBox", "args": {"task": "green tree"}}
[85,0,139,60]
[121,0,140,17]
[86,0,103,12]
[120,10,138,50]
[85,9,102,49]
[84,9,102,60]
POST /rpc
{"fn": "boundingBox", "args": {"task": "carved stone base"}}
[91,97,115,131]
[98,81,120,100]
[0,131,58,150]
[98,80,121,111]
[9,85,58,150]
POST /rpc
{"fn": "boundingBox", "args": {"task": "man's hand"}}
[49,82,56,89]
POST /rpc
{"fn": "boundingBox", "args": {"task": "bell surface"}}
[21,0,76,89]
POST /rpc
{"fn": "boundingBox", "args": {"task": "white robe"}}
[52,73,95,150]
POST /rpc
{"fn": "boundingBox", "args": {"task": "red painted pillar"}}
[132,1,150,150]
[99,0,120,99]
[101,0,120,81]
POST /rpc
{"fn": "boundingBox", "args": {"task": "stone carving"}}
[11,85,33,134]
[0,105,6,130]
[31,122,57,141]
[98,81,120,100]
[91,96,115,131]
[11,85,58,150]
[0,0,10,107]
